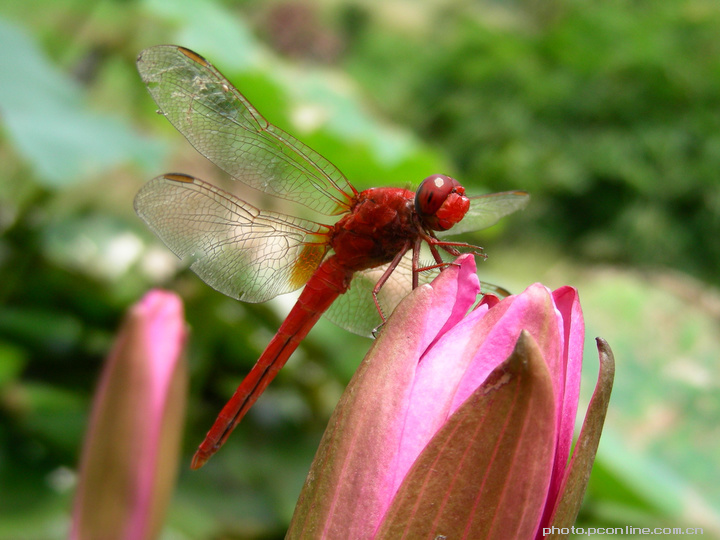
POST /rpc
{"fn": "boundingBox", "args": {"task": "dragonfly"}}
[134,45,529,469]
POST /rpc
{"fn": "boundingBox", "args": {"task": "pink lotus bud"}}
[288,255,614,539]
[71,290,188,540]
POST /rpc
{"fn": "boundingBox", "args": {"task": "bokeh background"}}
[1,0,719,538]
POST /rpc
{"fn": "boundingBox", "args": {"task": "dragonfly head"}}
[415,174,471,231]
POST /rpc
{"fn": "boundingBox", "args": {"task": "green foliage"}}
[347,0,720,284]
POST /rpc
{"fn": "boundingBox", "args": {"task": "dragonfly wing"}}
[438,190,530,237]
[134,173,330,303]
[325,251,515,337]
[136,45,356,216]
[322,269,385,338]
[478,281,513,299]
[324,252,441,337]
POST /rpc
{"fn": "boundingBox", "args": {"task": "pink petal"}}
[452,283,564,414]
[388,256,483,494]
[545,286,584,509]
[418,254,481,350]
[392,302,491,494]
[376,331,557,539]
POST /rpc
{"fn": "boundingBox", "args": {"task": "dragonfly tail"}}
[191,257,351,469]
[191,336,296,469]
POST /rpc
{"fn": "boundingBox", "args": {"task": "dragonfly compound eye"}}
[415,174,470,231]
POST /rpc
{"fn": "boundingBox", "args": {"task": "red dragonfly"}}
[134,45,529,469]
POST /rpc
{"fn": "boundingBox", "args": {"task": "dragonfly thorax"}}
[330,187,418,272]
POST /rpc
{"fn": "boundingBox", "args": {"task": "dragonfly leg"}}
[371,241,412,323]
[423,233,488,261]
[411,237,422,289]
[414,234,488,281]
[440,241,486,259]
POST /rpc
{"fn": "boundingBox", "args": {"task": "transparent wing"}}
[325,249,516,337]
[439,190,530,237]
[136,45,356,216]
[134,173,331,303]
[324,252,422,337]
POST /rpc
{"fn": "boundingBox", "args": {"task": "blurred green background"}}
[1,0,719,538]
